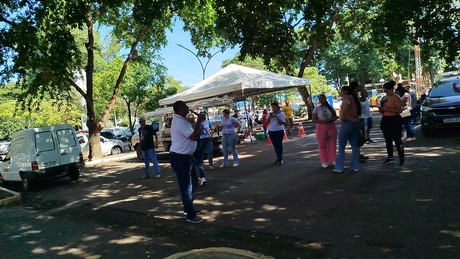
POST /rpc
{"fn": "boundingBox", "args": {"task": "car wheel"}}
[111,146,122,155]
[421,127,432,136]
[0,173,6,187]
[68,166,80,181]
[21,173,35,192]
[136,145,144,160]
[163,141,171,152]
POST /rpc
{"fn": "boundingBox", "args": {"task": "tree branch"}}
[66,76,87,98]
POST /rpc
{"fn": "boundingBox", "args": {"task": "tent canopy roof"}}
[159,64,309,106]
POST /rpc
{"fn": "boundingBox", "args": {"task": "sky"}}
[161,21,239,87]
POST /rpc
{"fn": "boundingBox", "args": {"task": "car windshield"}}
[428,78,460,98]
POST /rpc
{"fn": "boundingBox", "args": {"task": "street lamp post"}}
[177,44,225,80]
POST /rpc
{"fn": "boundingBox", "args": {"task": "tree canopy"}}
[0,0,220,159]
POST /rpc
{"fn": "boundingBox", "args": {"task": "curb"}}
[164,247,274,259]
[84,152,138,167]
[0,187,21,206]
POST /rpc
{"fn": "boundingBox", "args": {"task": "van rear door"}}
[56,128,80,166]
[34,130,59,170]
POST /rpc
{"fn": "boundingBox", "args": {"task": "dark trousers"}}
[269,130,284,161]
[380,116,405,161]
[170,152,198,219]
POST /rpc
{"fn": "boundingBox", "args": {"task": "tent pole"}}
[244,98,253,144]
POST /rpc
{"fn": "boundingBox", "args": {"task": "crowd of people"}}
[146,82,420,223]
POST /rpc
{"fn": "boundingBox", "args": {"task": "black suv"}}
[421,74,460,135]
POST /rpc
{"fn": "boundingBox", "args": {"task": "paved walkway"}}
[1,118,459,258]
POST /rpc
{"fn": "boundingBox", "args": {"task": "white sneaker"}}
[233,162,239,167]
[219,163,226,168]
[199,177,207,186]
[322,163,329,169]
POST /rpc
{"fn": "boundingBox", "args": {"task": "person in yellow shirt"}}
[282,100,294,134]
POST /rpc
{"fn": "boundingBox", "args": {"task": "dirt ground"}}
[1,119,460,258]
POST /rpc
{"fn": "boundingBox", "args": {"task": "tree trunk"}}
[85,18,103,160]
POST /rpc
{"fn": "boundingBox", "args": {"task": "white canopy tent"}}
[159,64,310,107]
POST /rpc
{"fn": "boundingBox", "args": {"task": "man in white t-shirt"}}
[170,101,205,224]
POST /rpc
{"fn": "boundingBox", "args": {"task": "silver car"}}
[0,141,11,161]
[77,133,125,159]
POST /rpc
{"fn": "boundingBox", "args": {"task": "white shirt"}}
[313,104,334,121]
[400,92,412,110]
[170,114,197,155]
[199,120,212,139]
[267,110,285,132]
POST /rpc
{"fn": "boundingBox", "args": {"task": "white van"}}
[0,124,83,191]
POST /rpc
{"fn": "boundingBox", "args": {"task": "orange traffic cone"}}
[298,122,306,137]
[283,130,288,141]
[266,135,272,145]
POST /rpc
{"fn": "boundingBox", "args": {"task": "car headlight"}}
[420,106,432,112]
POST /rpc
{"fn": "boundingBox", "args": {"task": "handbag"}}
[400,107,411,117]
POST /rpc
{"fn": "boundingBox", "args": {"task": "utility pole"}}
[177,44,225,80]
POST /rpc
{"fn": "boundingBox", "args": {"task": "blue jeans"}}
[402,116,415,138]
[170,152,198,219]
[222,133,239,165]
[335,120,361,171]
[192,144,205,178]
[142,149,160,176]
[269,130,284,161]
[198,137,213,167]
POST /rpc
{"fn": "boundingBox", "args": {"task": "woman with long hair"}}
[334,85,362,173]
[396,84,416,141]
[379,81,405,165]
[312,94,338,168]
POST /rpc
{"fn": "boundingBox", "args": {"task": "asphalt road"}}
[1,114,459,258]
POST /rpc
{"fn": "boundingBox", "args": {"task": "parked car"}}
[101,130,131,150]
[0,141,10,161]
[102,127,131,138]
[77,133,125,159]
[0,124,83,191]
[421,75,460,135]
